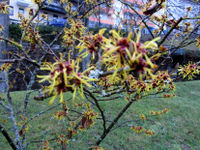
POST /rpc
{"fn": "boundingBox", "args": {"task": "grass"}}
[1,81,200,150]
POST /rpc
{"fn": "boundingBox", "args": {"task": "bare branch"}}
[7,91,23,150]
[0,59,20,63]
[94,98,137,147]
[119,0,155,38]
[84,88,107,132]
[0,124,17,150]
[99,67,129,78]
[20,3,44,44]
[158,17,183,47]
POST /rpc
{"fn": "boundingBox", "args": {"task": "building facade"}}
[9,0,154,30]
[9,0,66,24]
[87,0,160,35]
[9,0,197,33]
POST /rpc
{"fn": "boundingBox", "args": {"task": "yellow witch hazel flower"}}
[101,26,160,80]
[37,54,96,105]
[63,19,86,46]
[80,103,98,131]
[196,36,200,48]
[98,74,121,88]
[178,62,200,80]
[85,0,94,4]
[0,2,10,14]
[0,63,12,73]
[92,146,104,150]
[76,28,106,59]
[150,71,175,92]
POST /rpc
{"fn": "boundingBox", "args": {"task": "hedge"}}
[9,23,62,44]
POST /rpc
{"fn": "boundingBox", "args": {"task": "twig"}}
[41,40,59,60]
[0,124,17,150]
[79,1,109,19]
[7,90,24,150]
[99,88,125,97]
[84,88,107,132]
[0,59,20,63]
[50,29,64,48]
[99,67,129,78]
[20,4,44,44]
[158,17,183,47]
[21,98,73,132]
[97,95,123,101]
[0,101,9,111]
[12,53,40,67]
[21,103,61,132]
[112,117,155,132]
[154,22,200,73]
[93,98,136,147]
[119,0,155,38]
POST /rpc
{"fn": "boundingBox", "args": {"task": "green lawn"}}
[1,81,200,150]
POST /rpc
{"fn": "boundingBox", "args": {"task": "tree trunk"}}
[0,0,9,93]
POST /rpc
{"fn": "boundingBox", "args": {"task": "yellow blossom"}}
[37,54,96,105]
[178,62,199,80]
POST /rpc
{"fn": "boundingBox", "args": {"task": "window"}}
[9,6,14,16]
[18,8,24,15]
[100,14,107,20]
[44,12,48,18]
[53,14,58,20]
[88,21,96,28]
[100,12,109,20]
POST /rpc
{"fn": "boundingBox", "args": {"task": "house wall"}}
[9,0,65,23]
[9,0,36,22]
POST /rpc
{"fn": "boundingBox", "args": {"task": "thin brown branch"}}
[20,3,44,44]
[99,67,129,78]
[21,103,61,132]
[33,92,55,101]
[50,29,64,47]
[0,59,20,63]
[91,87,121,93]
[0,37,40,68]
[79,1,109,19]
[41,40,59,60]
[119,0,155,38]
[7,90,23,150]
[111,118,155,131]
[21,98,74,132]
[0,124,17,150]
[0,58,40,68]
[154,23,200,73]
[93,98,136,147]
[0,101,9,111]
[100,88,125,97]
[158,17,183,47]
[0,37,23,49]
[97,95,123,101]
[183,17,200,20]
[84,88,107,132]
[14,54,40,68]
